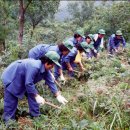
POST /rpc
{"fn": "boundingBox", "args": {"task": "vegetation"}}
[0,0,130,129]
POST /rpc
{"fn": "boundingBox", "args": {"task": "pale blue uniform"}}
[108,34,126,54]
[1,59,58,122]
[28,44,61,59]
[61,47,77,76]
[28,44,62,79]
[67,37,84,46]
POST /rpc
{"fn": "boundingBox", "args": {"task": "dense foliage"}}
[0,0,130,129]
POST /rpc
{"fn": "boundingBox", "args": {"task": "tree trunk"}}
[0,39,5,54]
[30,25,35,38]
[18,0,25,45]
[18,0,32,45]
[3,40,5,50]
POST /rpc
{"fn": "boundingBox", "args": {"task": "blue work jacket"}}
[1,59,58,99]
[62,47,78,63]
[28,44,62,71]
[67,37,85,46]
[28,44,62,60]
[108,34,126,49]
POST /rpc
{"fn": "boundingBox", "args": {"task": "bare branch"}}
[24,0,32,12]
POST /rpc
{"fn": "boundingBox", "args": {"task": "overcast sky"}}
[55,1,71,21]
[54,1,106,21]
[54,1,123,21]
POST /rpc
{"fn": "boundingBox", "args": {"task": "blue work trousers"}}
[3,88,40,122]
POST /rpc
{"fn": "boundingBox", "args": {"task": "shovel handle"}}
[50,72,62,90]
[54,80,62,90]
[73,70,82,74]
[45,101,61,109]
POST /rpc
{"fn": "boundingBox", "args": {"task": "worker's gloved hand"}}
[59,74,66,85]
[114,48,118,53]
[94,49,97,53]
[56,95,68,105]
[97,53,100,57]
[60,74,65,81]
[35,95,45,105]
[122,47,125,52]
[115,49,118,53]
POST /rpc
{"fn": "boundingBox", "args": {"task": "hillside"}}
[0,47,130,129]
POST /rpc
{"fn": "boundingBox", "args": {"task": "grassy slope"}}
[0,47,130,130]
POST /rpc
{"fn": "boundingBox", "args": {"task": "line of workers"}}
[1,29,126,123]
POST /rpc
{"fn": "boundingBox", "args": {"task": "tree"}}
[0,0,11,52]
[25,0,60,38]
[67,1,94,27]
[18,0,60,45]
[18,0,32,45]
[84,1,130,40]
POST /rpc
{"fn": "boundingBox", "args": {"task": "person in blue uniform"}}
[1,51,68,123]
[84,34,95,59]
[93,29,105,58]
[61,42,89,77]
[28,41,74,81]
[108,30,126,55]
[67,29,85,46]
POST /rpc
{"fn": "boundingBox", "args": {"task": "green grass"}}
[0,48,130,129]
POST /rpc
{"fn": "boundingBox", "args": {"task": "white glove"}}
[114,48,118,53]
[115,49,118,53]
[35,95,45,105]
[60,74,65,81]
[97,53,100,57]
[94,49,97,53]
[56,95,68,105]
